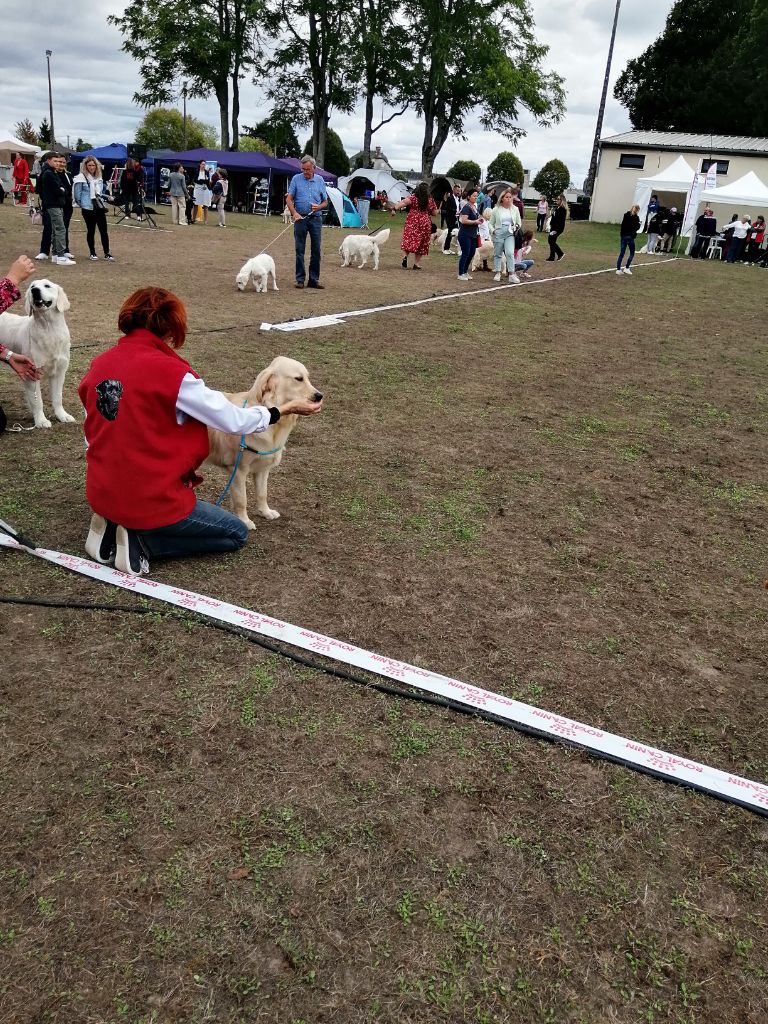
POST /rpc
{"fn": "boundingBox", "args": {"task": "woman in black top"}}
[546,195,567,261]
[616,204,641,275]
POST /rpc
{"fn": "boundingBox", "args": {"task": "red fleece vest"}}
[78,329,210,529]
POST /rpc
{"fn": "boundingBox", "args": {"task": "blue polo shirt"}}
[288,171,328,216]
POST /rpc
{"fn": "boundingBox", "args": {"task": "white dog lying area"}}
[339,227,390,270]
[236,254,279,292]
[0,279,75,428]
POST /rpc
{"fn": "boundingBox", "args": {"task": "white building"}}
[590,131,768,223]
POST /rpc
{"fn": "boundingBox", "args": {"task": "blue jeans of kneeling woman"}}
[617,235,636,269]
[294,214,322,284]
[137,499,248,559]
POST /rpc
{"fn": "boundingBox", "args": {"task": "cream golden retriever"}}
[206,356,322,528]
[339,227,390,270]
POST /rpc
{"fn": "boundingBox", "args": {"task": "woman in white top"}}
[536,195,549,232]
[192,160,212,224]
[488,189,522,284]
[725,215,750,263]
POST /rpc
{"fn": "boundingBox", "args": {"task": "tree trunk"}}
[363,92,374,166]
[215,80,230,150]
[231,72,240,149]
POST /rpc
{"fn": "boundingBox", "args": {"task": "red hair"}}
[118,287,187,349]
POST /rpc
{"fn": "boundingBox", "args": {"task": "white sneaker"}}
[54,257,76,266]
[442,250,453,256]
[616,270,623,275]
[508,274,521,284]
[64,252,75,259]
[457,274,469,281]
[493,272,501,281]
[622,267,633,275]
[35,253,48,261]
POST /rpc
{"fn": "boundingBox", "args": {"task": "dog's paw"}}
[244,517,257,530]
[35,417,53,429]
[258,508,280,521]
[56,410,76,424]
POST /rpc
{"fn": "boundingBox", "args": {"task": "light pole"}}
[584,0,621,197]
[45,49,56,148]
[182,82,188,150]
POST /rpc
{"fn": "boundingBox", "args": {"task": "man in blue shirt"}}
[285,155,329,289]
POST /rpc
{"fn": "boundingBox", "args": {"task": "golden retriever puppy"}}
[206,356,322,528]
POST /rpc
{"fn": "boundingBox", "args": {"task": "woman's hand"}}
[8,352,43,381]
[279,398,323,417]
[5,255,35,288]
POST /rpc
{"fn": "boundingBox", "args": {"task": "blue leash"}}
[214,400,282,507]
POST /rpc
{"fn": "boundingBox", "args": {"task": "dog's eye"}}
[294,376,303,381]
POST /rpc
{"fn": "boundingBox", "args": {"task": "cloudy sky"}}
[1,0,674,184]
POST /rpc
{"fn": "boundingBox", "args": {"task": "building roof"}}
[600,131,768,156]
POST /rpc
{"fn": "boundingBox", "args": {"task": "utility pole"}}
[584,0,621,196]
[182,82,188,150]
[45,50,56,148]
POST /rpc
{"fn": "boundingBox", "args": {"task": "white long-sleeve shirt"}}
[175,374,272,433]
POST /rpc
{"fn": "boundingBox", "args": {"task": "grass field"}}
[0,200,766,1024]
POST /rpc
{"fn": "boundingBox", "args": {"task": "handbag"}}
[93,194,107,212]
[514,226,523,249]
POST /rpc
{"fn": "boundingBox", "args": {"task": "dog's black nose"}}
[312,391,323,402]
[31,287,41,298]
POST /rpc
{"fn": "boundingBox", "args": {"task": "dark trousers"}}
[40,205,72,255]
[690,234,711,259]
[536,213,546,231]
[617,235,636,269]
[293,215,322,284]
[726,238,744,263]
[547,232,563,260]
[457,231,476,276]
[82,208,111,256]
[123,188,139,216]
[443,213,457,250]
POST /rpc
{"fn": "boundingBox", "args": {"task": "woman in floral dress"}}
[390,182,437,270]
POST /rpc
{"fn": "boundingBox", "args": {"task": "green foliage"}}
[532,159,570,202]
[303,127,350,176]
[614,0,767,134]
[37,118,52,147]
[446,159,482,183]
[486,151,524,184]
[244,112,301,158]
[238,135,274,155]
[135,107,217,151]
[13,119,38,145]
[74,138,94,152]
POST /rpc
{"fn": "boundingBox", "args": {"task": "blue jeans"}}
[617,236,636,269]
[515,259,534,272]
[294,215,322,284]
[458,231,476,276]
[493,229,516,272]
[138,499,248,559]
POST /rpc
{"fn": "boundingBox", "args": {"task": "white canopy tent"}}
[0,133,40,156]
[700,170,768,209]
[338,168,410,204]
[632,156,696,226]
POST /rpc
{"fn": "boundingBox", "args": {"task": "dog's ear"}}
[24,286,33,315]
[252,367,277,404]
[55,287,70,313]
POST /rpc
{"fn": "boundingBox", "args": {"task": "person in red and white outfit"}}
[0,255,43,433]
[78,287,323,576]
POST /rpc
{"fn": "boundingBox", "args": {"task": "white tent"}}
[338,168,410,203]
[700,170,768,208]
[0,133,41,158]
[633,156,696,224]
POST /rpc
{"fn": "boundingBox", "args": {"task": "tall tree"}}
[446,159,482,182]
[303,128,350,176]
[74,138,94,152]
[614,0,766,135]
[135,108,218,150]
[13,119,38,145]
[404,0,565,177]
[487,151,524,183]
[238,135,274,154]
[265,0,357,165]
[109,0,264,150]
[532,159,570,202]
[38,118,52,147]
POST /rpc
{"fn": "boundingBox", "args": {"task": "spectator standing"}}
[725,215,750,263]
[616,204,641,275]
[390,181,437,270]
[690,208,718,259]
[489,188,521,283]
[546,194,567,261]
[456,187,481,281]
[121,157,144,219]
[441,183,462,253]
[192,160,212,224]
[212,169,229,227]
[35,152,74,266]
[658,207,678,253]
[645,208,664,255]
[536,195,549,232]
[168,164,187,226]
[285,155,329,288]
[73,156,114,262]
[12,154,31,204]
[745,215,765,262]
[510,185,525,222]
[645,193,660,230]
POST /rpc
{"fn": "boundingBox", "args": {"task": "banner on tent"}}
[681,173,706,243]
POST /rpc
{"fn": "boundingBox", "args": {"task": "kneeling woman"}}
[79,287,322,576]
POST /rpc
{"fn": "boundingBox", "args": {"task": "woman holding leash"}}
[390,182,437,270]
[73,156,115,262]
[79,287,322,577]
[456,187,482,281]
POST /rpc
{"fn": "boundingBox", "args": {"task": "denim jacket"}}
[73,175,107,210]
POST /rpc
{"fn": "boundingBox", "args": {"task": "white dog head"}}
[235,267,250,291]
[25,279,70,315]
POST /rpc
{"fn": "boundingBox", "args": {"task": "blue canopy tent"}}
[144,148,298,214]
[68,143,128,178]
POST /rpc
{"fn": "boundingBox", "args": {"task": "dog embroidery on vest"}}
[95,379,123,421]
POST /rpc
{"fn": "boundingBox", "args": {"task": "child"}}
[515,230,536,278]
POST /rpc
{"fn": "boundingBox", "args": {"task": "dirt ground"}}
[1,201,767,1024]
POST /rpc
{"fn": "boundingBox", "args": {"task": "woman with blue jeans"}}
[616,204,641,275]
[488,189,521,283]
[457,188,481,281]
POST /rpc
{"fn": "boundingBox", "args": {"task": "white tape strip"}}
[260,259,678,333]
[2,532,764,816]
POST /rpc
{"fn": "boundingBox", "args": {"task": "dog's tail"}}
[370,227,391,245]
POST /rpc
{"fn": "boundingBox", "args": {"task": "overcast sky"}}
[0,0,674,184]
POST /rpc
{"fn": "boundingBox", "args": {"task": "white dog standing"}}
[236,254,279,292]
[0,279,75,428]
[339,227,390,270]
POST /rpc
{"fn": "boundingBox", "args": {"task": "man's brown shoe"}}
[295,282,305,288]
[307,281,324,289]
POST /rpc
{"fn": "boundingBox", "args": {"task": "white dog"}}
[432,227,459,253]
[282,205,292,225]
[339,227,390,270]
[236,254,279,292]
[0,279,75,428]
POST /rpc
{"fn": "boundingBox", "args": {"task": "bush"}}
[532,159,570,202]
[238,136,274,155]
[486,152,524,185]
[446,159,482,183]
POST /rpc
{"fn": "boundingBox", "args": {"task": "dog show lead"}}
[79,287,323,577]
